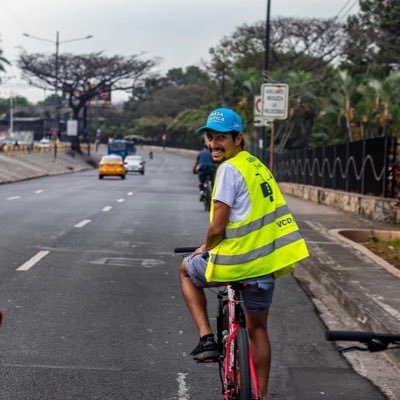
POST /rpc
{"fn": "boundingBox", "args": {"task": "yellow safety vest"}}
[206,151,309,282]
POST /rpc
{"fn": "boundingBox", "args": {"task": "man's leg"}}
[179,258,213,336]
[245,310,270,400]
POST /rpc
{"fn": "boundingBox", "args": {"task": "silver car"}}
[124,155,145,175]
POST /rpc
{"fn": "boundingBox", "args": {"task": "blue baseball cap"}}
[196,108,243,134]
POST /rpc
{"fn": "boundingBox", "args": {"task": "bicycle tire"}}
[203,179,212,211]
[234,327,251,400]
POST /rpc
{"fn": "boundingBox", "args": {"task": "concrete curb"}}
[295,256,400,366]
[329,229,400,279]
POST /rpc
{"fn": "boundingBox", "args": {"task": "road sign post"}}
[260,83,289,171]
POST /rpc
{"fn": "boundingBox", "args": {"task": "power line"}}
[337,0,359,22]
[334,0,354,20]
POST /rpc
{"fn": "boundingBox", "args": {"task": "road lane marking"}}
[117,198,125,203]
[35,190,44,194]
[2,362,122,371]
[102,206,112,212]
[127,192,133,196]
[177,372,190,400]
[90,258,165,267]
[74,219,91,228]
[17,251,50,271]
[7,196,20,200]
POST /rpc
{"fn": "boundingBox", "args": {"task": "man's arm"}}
[205,200,230,250]
[191,200,231,256]
[193,159,199,174]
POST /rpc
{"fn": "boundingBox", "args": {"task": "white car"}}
[39,138,50,148]
[124,155,145,175]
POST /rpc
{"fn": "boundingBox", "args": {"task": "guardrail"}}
[0,142,71,155]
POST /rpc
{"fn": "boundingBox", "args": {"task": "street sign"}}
[253,95,263,127]
[253,95,271,127]
[261,83,289,120]
[67,120,78,136]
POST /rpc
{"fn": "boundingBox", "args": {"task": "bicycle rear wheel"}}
[234,327,251,399]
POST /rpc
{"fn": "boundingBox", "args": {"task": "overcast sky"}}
[0,0,358,102]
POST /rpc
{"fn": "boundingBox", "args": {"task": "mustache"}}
[211,147,224,152]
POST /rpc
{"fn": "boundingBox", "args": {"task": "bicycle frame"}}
[218,285,260,400]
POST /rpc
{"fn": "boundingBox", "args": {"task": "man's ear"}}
[235,135,243,147]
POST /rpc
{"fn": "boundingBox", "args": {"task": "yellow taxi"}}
[98,154,126,180]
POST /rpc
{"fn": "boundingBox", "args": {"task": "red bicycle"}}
[175,247,260,400]
[217,283,260,400]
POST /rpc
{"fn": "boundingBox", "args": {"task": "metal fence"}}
[274,136,397,198]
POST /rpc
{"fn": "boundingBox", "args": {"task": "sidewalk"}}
[288,195,400,367]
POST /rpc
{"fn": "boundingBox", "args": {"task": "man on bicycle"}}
[179,107,309,399]
[193,144,217,201]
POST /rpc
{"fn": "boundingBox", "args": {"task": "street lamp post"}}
[22,31,93,137]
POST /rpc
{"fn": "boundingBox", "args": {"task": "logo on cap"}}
[208,111,225,123]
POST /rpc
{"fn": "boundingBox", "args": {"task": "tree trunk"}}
[71,106,82,153]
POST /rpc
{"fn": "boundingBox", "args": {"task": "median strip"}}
[17,251,50,271]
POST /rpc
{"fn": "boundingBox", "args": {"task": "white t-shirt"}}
[213,163,250,222]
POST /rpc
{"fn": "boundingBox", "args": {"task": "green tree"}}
[209,17,345,77]
[18,51,158,150]
[0,47,10,77]
[344,0,400,72]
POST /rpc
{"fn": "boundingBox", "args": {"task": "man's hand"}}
[192,244,206,256]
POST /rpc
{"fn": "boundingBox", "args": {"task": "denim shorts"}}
[185,252,275,314]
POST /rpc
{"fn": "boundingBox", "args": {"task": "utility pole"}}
[23,31,93,140]
[55,31,60,138]
[262,0,272,165]
[9,95,14,135]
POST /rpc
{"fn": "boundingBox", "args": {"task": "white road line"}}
[177,372,190,400]
[74,219,91,228]
[17,251,50,271]
[35,190,44,194]
[127,192,133,196]
[102,206,112,212]
[7,196,20,200]
[117,198,125,203]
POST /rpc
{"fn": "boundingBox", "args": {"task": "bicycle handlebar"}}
[174,247,198,253]
[326,330,400,344]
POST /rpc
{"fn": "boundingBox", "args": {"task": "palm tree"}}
[0,48,10,75]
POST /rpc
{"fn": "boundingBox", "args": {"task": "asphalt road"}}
[0,148,385,399]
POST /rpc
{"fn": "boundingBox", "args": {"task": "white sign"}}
[67,120,78,136]
[261,83,289,120]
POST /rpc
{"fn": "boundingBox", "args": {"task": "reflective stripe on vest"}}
[211,230,303,265]
[225,204,290,239]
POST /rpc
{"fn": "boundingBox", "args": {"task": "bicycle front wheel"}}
[234,327,251,400]
[203,179,212,211]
